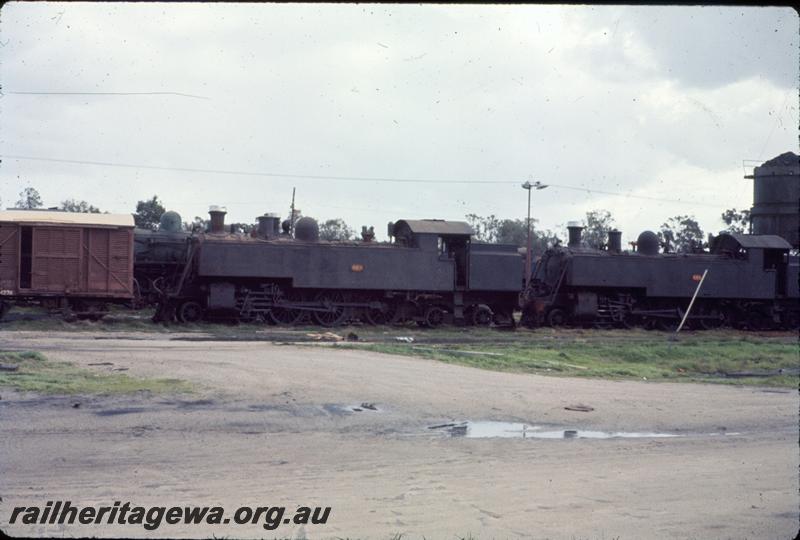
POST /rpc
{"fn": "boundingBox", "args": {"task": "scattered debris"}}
[306,332,344,342]
[88,362,114,366]
[360,402,377,410]
[0,364,19,372]
[72,403,81,409]
[395,336,414,343]
[564,404,594,412]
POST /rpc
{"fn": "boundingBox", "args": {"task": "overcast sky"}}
[1,3,797,241]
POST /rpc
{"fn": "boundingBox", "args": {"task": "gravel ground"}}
[0,331,797,539]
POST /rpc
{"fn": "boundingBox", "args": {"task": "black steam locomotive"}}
[519,151,800,331]
[518,224,798,330]
[137,208,522,327]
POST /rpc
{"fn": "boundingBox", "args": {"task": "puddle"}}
[323,403,382,415]
[432,421,682,439]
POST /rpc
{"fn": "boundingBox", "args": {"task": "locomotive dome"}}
[636,230,660,255]
[295,216,319,242]
[159,211,182,233]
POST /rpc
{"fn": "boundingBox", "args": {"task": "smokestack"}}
[208,205,227,234]
[257,213,281,239]
[567,221,583,248]
[608,229,622,253]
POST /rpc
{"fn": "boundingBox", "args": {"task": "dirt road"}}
[1,332,797,539]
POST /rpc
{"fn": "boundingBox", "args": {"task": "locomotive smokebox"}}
[257,213,281,239]
[608,229,622,253]
[567,221,583,248]
[208,206,227,234]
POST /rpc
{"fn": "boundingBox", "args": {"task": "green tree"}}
[61,199,101,213]
[658,215,706,253]
[134,195,166,231]
[15,187,43,209]
[319,218,355,241]
[721,208,750,234]
[465,213,559,252]
[183,216,208,233]
[582,210,615,249]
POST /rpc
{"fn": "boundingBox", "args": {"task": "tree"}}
[319,218,355,241]
[15,187,43,209]
[229,222,254,234]
[658,215,706,253]
[721,208,750,234]
[465,213,560,253]
[61,199,101,213]
[183,216,208,233]
[582,210,615,249]
[134,195,166,231]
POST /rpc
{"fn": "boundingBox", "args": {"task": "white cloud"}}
[0,3,796,241]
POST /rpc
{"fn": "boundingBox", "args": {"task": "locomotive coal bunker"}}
[153,207,523,327]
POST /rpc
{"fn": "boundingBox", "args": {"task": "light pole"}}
[522,179,548,287]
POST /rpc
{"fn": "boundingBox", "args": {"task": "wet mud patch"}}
[428,421,723,440]
[94,406,148,417]
[323,402,383,415]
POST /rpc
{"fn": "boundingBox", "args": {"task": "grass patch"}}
[338,333,799,388]
[0,351,192,395]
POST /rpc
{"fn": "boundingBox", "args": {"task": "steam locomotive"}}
[136,208,522,327]
[518,224,798,330]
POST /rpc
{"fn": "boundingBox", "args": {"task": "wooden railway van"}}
[0,210,135,314]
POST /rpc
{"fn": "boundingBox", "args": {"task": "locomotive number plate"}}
[691,274,703,282]
[351,264,364,272]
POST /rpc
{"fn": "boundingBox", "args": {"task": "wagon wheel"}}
[546,308,567,327]
[269,289,304,326]
[177,301,204,323]
[312,291,347,327]
[471,305,493,327]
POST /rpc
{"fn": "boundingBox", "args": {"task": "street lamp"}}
[522,179,548,287]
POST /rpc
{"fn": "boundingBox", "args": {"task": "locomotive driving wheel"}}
[364,301,396,326]
[546,308,567,327]
[312,291,347,327]
[471,305,493,327]
[177,301,204,323]
[421,305,445,328]
[269,288,304,325]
